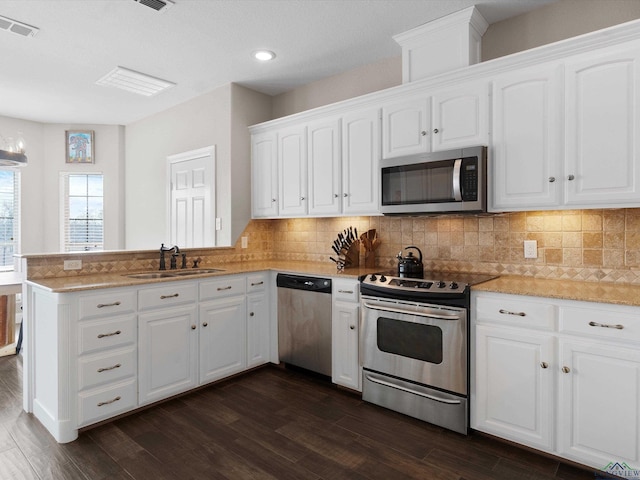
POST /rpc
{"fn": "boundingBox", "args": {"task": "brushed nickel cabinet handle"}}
[589,321,624,330]
[540,362,549,369]
[499,309,526,317]
[338,289,354,294]
[97,301,121,308]
[97,396,121,407]
[160,293,179,299]
[548,177,556,183]
[562,366,571,373]
[217,286,232,291]
[251,281,264,286]
[98,363,121,373]
[97,330,121,338]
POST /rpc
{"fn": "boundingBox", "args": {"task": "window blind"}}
[61,173,104,252]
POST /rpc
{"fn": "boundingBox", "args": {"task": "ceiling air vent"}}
[0,15,39,37]
[133,0,175,13]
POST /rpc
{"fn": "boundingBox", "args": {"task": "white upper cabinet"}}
[278,125,308,216]
[342,108,381,214]
[491,63,563,210]
[307,117,342,216]
[382,81,489,159]
[251,132,278,218]
[564,44,640,207]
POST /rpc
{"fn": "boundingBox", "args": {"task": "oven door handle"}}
[365,373,462,405]
[362,302,461,321]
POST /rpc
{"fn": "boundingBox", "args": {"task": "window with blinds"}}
[0,170,19,270]
[61,173,103,252]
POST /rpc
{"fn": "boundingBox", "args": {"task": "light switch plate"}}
[64,259,82,270]
[524,240,537,259]
[241,236,248,249]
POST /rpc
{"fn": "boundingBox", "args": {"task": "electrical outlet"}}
[524,240,537,259]
[241,236,248,249]
[215,218,222,230]
[64,259,82,270]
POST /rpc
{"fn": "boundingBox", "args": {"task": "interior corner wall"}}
[482,0,640,61]
[41,124,125,253]
[0,115,45,255]
[124,85,232,250]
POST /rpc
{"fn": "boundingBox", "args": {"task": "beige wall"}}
[482,0,640,61]
[272,0,640,119]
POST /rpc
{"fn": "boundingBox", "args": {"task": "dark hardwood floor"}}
[0,354,617,480]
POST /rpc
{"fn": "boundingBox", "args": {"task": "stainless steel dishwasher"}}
[277,273,332,376]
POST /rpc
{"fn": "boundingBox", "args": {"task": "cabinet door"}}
[278,125,308,216]
[565,45,640,207]
[247,292,270,368]
[474,325,555,451]
[251,132,278,218]
[308,117,342,215]
[491,64,563,210]
[558,340,640,468]
[199,296,247,384]
[431,81,489,152]
[138,305,198,405]
[331,300,361,391]
[381,97,430,158]
[342,108,380,214]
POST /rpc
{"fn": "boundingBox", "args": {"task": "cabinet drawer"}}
[78,290,136,319]
[475,294,556,330]
[138,282,197,311]
[78,348,136,391]
[560,305,640,343]
[200,275,246,300]
[78,314,136,354]
[246,273,267,293]
[78,379,137,427]
[332,279,359,303]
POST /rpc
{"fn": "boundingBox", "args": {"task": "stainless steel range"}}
[359,271,496,435]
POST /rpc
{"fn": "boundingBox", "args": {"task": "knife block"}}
[343,241,360,268]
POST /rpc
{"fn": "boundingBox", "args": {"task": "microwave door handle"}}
[452,158,463,201]
[362,302,461,321]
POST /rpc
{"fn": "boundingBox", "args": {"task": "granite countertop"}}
[26,261,379,293]
[472,275,640,307]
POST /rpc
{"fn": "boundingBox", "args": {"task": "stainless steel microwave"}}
[380,146,487,215]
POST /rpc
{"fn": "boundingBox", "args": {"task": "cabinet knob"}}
[202,322,208,327]
[421,130,427,136]
[540,362,549,369]
[250,312,255,317]
[568,175,575,181]
[300,196,305,201]
[272,198,277,203]
[349,325,355,330]
[548,177,556,183]
[191,325,196,330]
[334,193,339,198]
[562,366,571,373]
[433,128,439,134]
[343,193,348,197]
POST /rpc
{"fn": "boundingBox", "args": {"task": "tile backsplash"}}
[25,209,640,284]
[270,208,640,284]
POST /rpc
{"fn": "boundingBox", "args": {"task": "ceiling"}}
[0,0,557,126]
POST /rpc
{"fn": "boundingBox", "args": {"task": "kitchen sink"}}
[124,268,225,279]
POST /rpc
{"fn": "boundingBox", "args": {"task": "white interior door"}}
[168,146,215,248]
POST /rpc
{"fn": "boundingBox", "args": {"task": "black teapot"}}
[396,246,424,278]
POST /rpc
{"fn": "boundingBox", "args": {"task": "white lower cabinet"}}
[199,296,247,384]
[331,278,361,391]
[473,291,640,472]
[138,304,199,405]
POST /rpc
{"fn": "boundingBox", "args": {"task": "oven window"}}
[377,317,443,364]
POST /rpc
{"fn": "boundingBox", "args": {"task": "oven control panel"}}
[361,274,467,295]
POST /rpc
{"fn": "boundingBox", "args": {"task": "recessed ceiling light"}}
[96,66,175,96]
[252,50,276,61]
